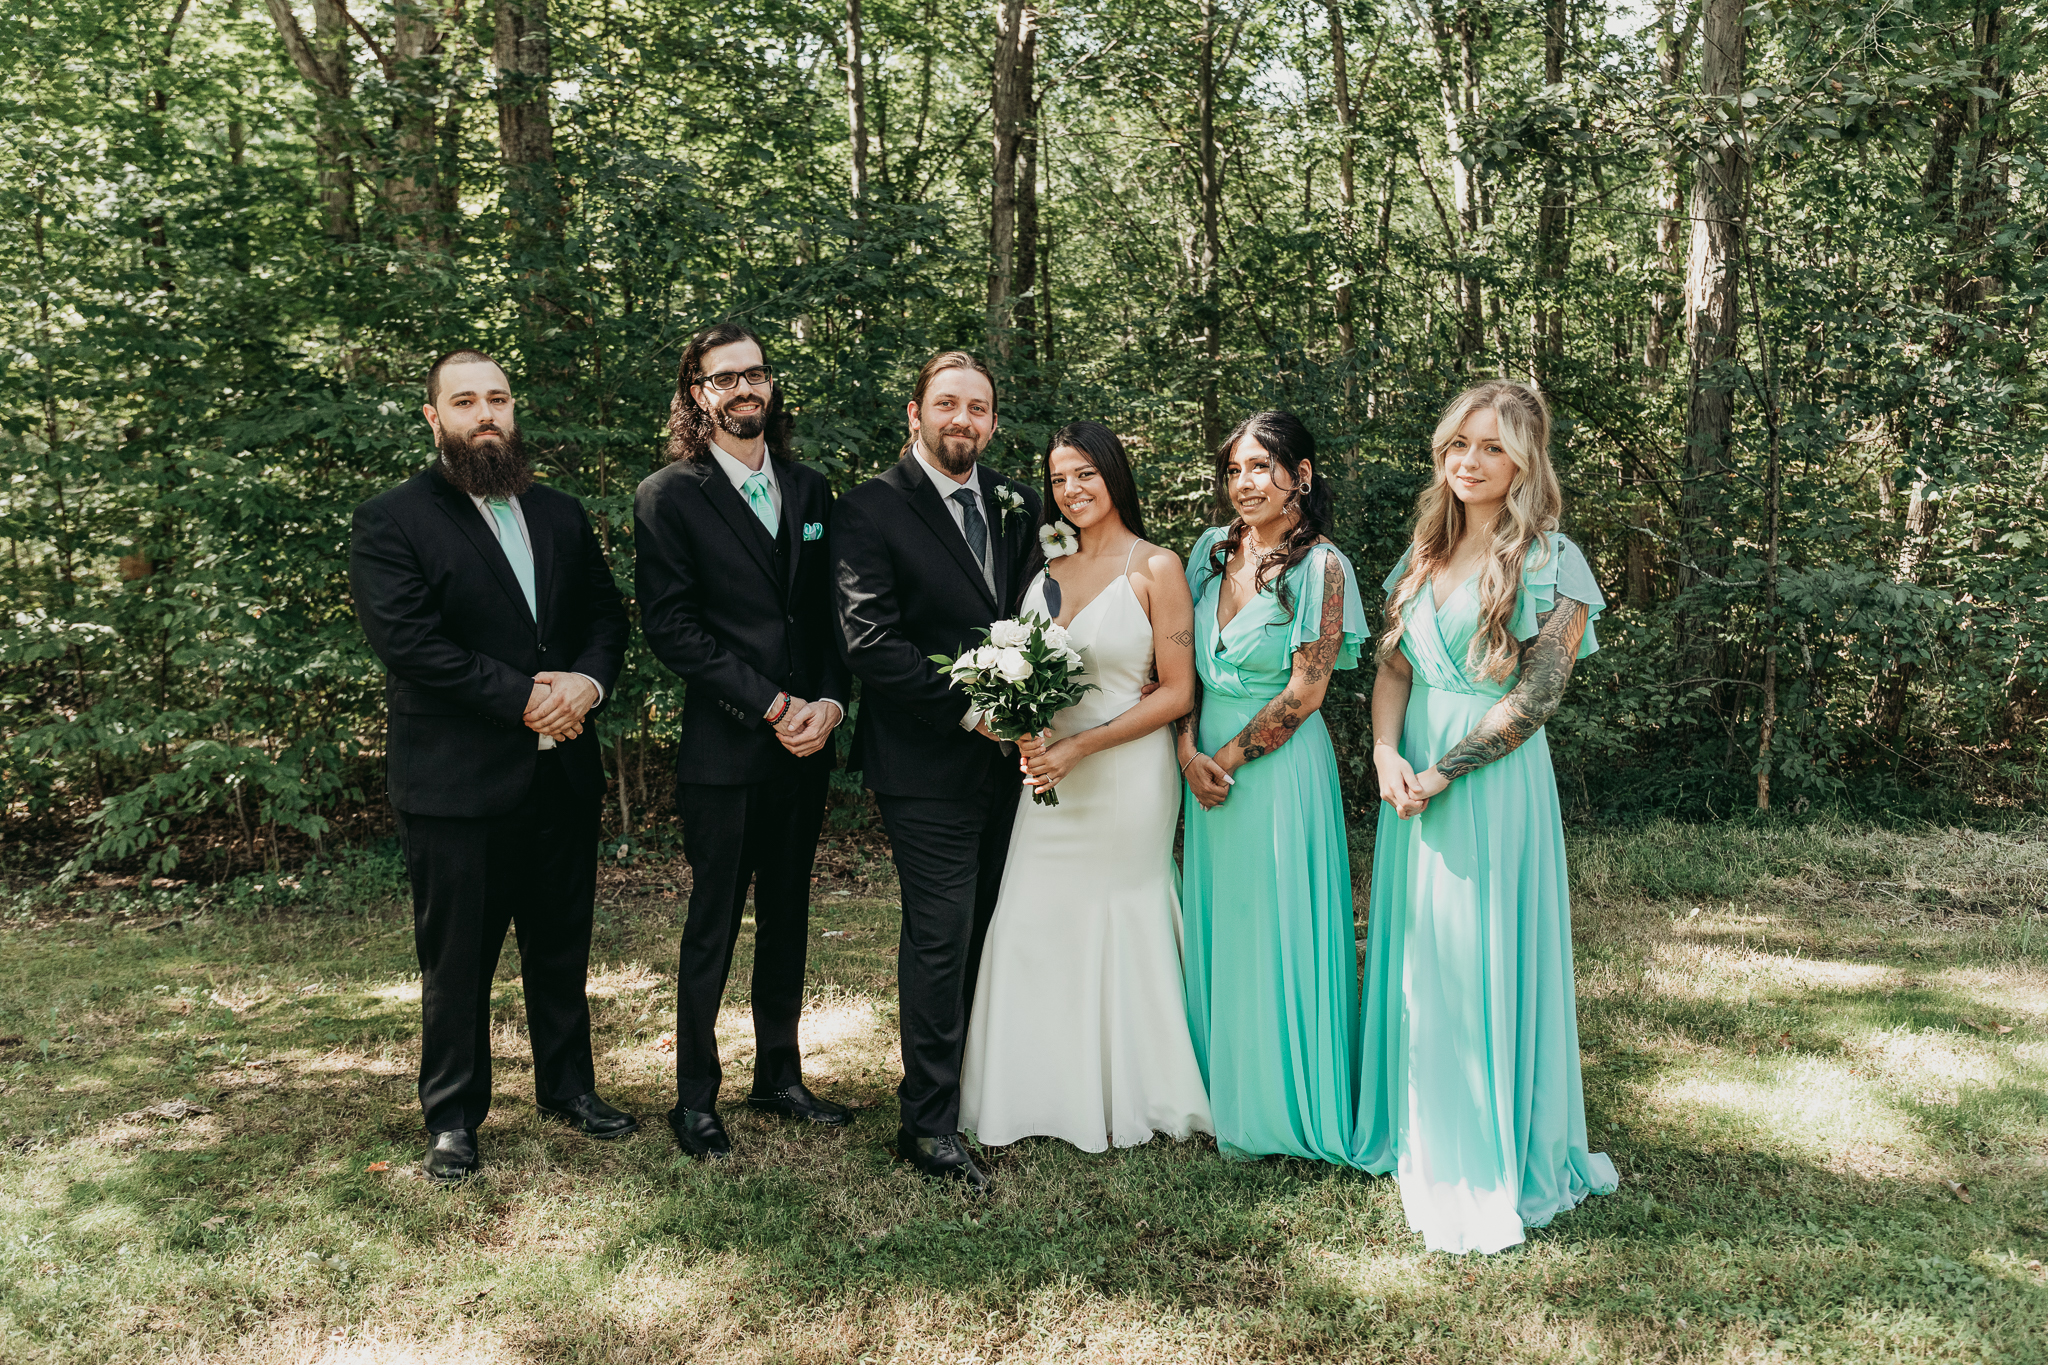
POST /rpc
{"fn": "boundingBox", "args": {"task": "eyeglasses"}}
[694,365,775,391]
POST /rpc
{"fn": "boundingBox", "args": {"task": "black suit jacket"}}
[350,465,628,818]
[831,454,1042,798]
[634,452,850,787]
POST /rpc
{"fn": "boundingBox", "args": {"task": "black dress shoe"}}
[424,1128,479,1182]
[747,1082,854,1127]
[895,1127,987,1191]
[667,1107,731,1160]
[538,1091,640,1139]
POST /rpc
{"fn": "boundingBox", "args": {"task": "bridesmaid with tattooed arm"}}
[1355,381,1617,1254]
[1176,411,1369,1166]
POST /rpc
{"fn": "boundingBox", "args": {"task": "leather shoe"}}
[424,1128,479,1182]
[667,1106,731,1160]
[895,1127,987,1191]
[747,1082,854,1127]
[538,1091,640,1139]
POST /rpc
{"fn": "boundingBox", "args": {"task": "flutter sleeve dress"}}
[1180,530,1369,1165]
[1355,532,1619,1253]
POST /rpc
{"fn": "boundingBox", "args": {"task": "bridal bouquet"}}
[933,614,1093,806]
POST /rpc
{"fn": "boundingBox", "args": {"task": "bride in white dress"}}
[960,421,1214,1152]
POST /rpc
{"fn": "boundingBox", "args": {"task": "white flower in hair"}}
[1038,519,1080,559]
[993,647,1033,682]
[989,618,1032,648]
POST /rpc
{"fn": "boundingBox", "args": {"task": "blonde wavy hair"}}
[1378,381,1563,682]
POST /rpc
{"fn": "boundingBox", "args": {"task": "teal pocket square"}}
[803,521,824,542]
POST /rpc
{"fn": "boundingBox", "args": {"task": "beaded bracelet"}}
[766,692,790,724]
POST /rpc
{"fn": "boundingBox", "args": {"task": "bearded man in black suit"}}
[634,322,854,1160]
[350,350,636,1181]
[830,351,1041,1190]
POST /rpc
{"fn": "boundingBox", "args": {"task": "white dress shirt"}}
[704,443,842,729]
[710,441,781,524]
[914,444,998,734]
[466,491,605,749]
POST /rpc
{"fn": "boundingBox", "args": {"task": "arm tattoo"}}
[1229,556,1346,763]
[1175,669,1203,739]
[1433,597,1588,782]
[1169,629,1193,648]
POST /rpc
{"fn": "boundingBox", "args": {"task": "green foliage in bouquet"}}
[931,615,1095,805]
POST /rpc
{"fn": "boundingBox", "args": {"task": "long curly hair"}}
[1378,381,1562,682]
[1203,411,1332,621]
[665,321,787,464]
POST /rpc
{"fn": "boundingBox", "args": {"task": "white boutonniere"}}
[991,484,1027,535]
[1038,519,1080,559]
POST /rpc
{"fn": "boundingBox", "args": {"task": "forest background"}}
[4,0,2045,883]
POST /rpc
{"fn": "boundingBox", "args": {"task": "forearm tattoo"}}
[1231,556,1346,763]
[1433,597,1588,782]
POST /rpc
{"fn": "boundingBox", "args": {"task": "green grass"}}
[0,818,2042,1363]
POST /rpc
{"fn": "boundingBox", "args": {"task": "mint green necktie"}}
[742,471,777,535]
[485,498,537,618]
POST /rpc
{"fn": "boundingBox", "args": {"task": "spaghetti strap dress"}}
[1355,532,1618,1253]
[1180,530,1368,1165]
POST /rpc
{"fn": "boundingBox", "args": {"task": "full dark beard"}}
[437,426,533,499]
[716,401,767,442]
[922,425,982,476]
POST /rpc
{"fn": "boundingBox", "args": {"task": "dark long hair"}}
[1206,410,1332,620]
[1042,421,1146,539]
[666,321,787,464]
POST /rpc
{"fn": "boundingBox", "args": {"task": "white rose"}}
[989,618,1031,648]
[950,652,983,679]
[1060,647,1085,671]
[993,647,1033,682]
[1041,623,1071,651]
[972,646,1002,671]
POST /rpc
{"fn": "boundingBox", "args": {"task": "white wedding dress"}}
[959,553,1214,1151]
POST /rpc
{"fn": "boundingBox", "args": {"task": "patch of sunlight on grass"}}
[584,962,662,997]
[798,995,888,1052]
[1651,1058,1932,1169]
[366,981,421,1002]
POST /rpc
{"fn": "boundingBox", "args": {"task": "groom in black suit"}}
[831,350,1040,1189]
[350,350,636,1181]
[635,322,854,1160]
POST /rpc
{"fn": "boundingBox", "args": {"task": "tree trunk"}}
[1015,47,1040,371]
[1644,0,1698,376]
[1422,0,1481,362]
[495,0,557,236]
[1531,0,1566,373]
[988,0,1034,358]
[1678,0,1746,598]
[844,0,869,206]
[262,0,359,241]
[387,0,452,249]
[1196,0,1223,450]
[1325,0,1356,379]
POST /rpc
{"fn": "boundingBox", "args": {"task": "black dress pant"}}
[673,759,831,1113]
[394,750,600,1133]
[876,759,1023,1138]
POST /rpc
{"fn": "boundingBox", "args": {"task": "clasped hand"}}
[1375,743,1448,819]
[524,672,598,740]
[774,697,840,758]
[1016,730,1079,793]
[1182,748,1234,810]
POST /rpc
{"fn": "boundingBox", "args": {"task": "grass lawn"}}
[1,816,2044,1363]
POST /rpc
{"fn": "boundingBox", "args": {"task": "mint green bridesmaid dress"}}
[1356,532,1618,1253]
[1181,531,1369,1164]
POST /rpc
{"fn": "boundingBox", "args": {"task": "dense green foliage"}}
[3,0,2044,877]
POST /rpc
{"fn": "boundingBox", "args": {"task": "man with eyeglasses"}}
[634,321,853,1161]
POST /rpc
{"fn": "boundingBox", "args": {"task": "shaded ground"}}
[0,817,2043,1363]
